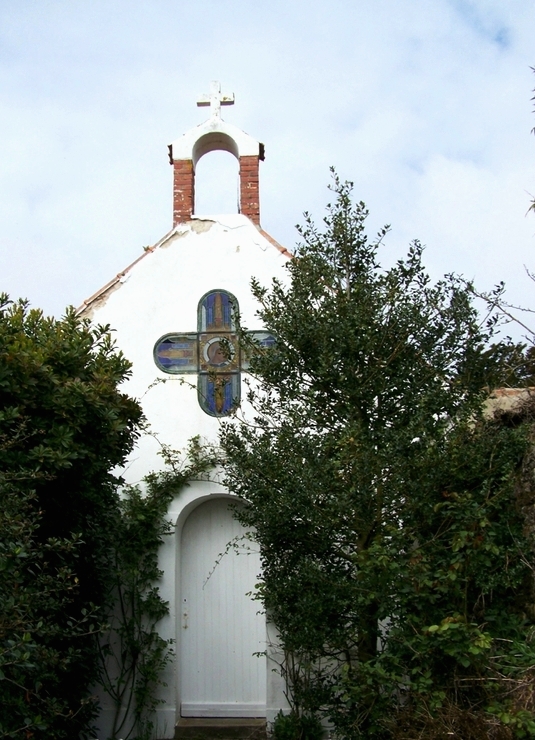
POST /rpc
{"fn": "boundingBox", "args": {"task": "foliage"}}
[0,481,97,738]
[271,710,323,740]
[0,295,142,739]
[98,438,217,740]
[220,175,535,738]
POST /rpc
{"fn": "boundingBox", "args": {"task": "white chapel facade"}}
[79,83,291,738]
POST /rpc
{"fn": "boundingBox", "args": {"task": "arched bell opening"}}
[171,122,261,225]
[192,131,239,165]
[194,149,240,216]
[193,132,240,216]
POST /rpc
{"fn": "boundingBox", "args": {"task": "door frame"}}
[174,488,267,719]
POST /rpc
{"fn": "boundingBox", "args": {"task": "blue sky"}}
[0,0,534,337]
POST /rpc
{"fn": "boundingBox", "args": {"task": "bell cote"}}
[168,81,265,226]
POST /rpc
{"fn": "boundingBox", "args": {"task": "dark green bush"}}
[272,711,323,740]
[0,296,142,739]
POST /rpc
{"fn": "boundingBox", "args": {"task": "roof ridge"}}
[77,220,291,316]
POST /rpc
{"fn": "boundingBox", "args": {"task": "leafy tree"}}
[0,295,142,739]
[220,176,535,739]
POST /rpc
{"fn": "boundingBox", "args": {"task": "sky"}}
[0,0,534,339]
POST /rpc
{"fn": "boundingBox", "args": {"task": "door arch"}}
[179,497,266,717]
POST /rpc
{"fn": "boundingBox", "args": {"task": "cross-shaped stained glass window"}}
[153,289,275,417]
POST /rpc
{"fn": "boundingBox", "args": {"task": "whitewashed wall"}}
[82,214,290,738]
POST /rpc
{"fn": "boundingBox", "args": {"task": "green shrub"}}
[272,711,323,740]
[0,296,142,739]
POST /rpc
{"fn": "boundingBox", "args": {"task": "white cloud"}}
[0,0,533,322]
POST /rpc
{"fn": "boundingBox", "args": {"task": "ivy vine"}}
[98,437,216,740]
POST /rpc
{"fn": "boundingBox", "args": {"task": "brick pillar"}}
[239,155,260,225]
[173,159,195,226]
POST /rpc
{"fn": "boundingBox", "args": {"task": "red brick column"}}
[239,155,260,225]
[173,159,195,226]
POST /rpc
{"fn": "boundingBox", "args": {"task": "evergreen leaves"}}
[0,296,143,739]
[221,176,535,739]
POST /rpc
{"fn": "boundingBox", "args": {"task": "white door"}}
[180,498,266,718]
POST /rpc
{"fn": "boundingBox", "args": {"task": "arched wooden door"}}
[180,498,266,717]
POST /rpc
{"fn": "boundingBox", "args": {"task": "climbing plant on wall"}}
[98,438,216,740]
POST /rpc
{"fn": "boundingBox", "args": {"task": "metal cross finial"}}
[197,81,235,119]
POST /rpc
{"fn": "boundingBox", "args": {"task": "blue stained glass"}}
[258,334,276,348]
[153,290,245,417]
[198,290,237,332]
[241,331,277,370]
[198,373,240,416]
[206,294,214,327]
[223,295,232,326]
[154,334,198,373]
